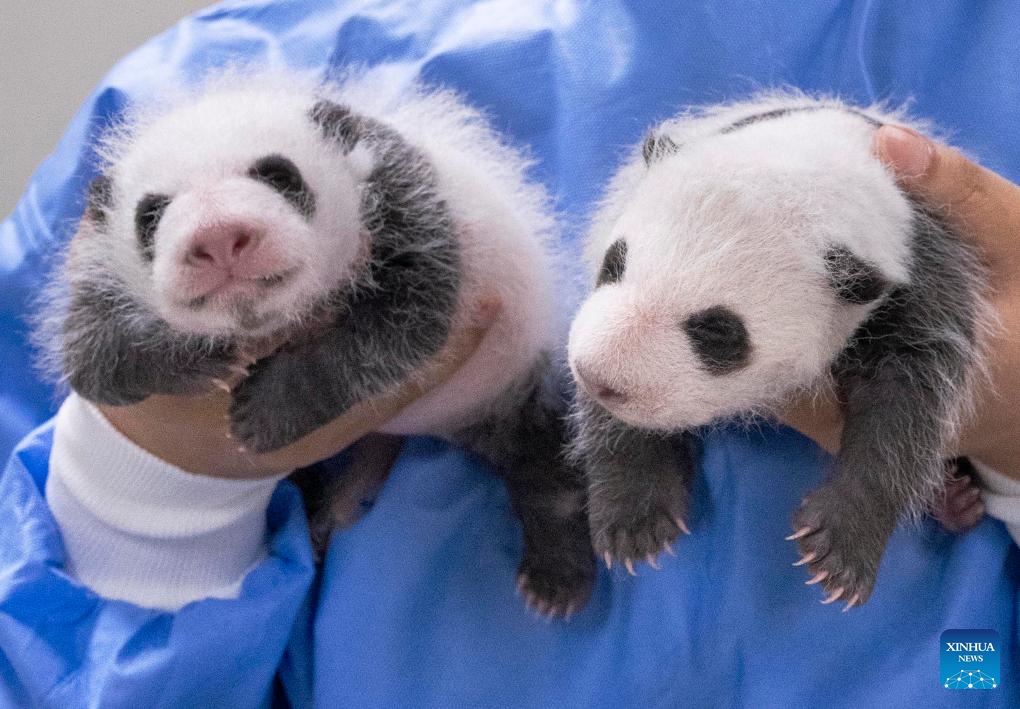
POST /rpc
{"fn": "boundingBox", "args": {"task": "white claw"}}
[646,554,660,570]
[842,593,862,612]
[805,570,828,586]
[229,364,249,377]
[211,378,231,392]
[793,552,817,567]
[785,527,813,541]
[674,518,691,535]
[624,559,636,576]
[602,551,613,570]
[821,587,845,605]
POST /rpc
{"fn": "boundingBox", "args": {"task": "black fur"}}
[309,100,362,152]
[60,276,236,405]
[135,193,171,261]
[642,133,681,164]
[230,105,460,452]
[571,392,697,567]
[248,154,316,218]
[824,246,889,304]
[793,206,980,603]
[85,175,113,225]
[683,306,752,375]
[596,238,627,287]
[454,354,595,614]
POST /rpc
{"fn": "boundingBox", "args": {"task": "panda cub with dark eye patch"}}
[568,95,991,608]
[37,69,595,618]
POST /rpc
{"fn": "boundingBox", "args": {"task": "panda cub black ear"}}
[823,246,890,304]
[84,175,113,226]
[596,239,627,287]
[642,133,681,165]
[309,99,363,152]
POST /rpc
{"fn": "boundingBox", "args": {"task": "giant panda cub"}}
[567,95,991,608]
[39,69,595,618]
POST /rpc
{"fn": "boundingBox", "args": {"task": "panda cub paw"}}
[229,350,336,453]
[789,485,891,610]
[516,544,596,621]
[930,458,985,533]
[588,476,689,575]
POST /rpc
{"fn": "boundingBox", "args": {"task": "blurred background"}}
[0,1,211,218]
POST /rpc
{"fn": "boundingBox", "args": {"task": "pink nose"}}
[574,363,629,405]
[185,223,261,270]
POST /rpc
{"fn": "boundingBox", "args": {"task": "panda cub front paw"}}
[790,484,893,610]
[588,474,690,574]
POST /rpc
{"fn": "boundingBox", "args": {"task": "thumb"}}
[873,125,1020,282]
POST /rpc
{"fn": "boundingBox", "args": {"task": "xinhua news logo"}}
[941,629,1000,690]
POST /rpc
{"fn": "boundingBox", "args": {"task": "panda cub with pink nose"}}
[568,95,990,608]
[43,70,594,618]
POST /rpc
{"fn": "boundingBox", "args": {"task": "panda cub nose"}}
[186,223,261,270]
[575,363,629,405]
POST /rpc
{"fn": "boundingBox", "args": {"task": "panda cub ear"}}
[309,99,364,153]
[823,246,890,304]
[642,132,681,165]
[84,174,113,227]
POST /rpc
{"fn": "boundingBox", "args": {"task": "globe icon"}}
[944,669,997,689]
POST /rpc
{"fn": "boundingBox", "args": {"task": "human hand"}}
[783,125,1020,480]
[98,298,501,479]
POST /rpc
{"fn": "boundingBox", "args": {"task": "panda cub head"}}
[79,78,374,340]
[568,100,916,430]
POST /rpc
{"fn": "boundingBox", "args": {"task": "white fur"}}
[81,67,561,435]
[569,96,921,430]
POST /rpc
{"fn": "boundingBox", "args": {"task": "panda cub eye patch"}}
[683,305,752,375]
[135,193,172,260]
[596,239,627,287]
[248,154,316,218]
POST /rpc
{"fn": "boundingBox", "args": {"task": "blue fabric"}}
[1,1,1018,707]
[0,424,316,708]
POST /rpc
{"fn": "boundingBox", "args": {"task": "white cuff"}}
[46,393,287,611]
[972,458,1020,547]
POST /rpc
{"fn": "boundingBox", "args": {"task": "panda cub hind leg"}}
[931,458,985,533]
[453,355,596,619]
[573,393,697,574]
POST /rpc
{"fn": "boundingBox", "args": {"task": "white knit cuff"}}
[46,393,287,611]
[972,458,1020,547]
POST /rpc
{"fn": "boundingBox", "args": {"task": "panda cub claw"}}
[516,555,595,620]
[790,487,888,609]
[591,506,688,574]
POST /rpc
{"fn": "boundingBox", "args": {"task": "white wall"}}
[0,1,213,218]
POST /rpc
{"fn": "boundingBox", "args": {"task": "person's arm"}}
[45,298,499,609]
[783,125,1020,538]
